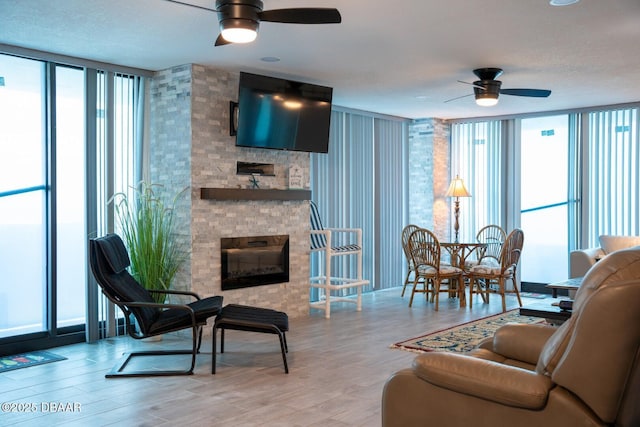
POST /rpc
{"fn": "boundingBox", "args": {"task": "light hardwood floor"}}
[0,288,536,426]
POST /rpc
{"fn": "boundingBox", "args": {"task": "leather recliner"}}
[570,235,640,278]
[382,246,640,427]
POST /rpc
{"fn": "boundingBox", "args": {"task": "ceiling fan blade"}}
[444,93,474,103]
[457,80,486,90]
[500,88,551,98]
[163,0,217,13]
[215,34,232,46]
[258,8,342,24]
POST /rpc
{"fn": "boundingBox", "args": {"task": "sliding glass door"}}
[55,65,87,330]
[0,51,146,353]
[0,56,87,342]
[519,115,571,284]
[0,56,47,338]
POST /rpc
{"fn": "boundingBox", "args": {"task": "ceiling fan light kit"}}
[208,0,341,46]
[221,25,259,43]
[216,0,261,43]
[474,79,501,107]
[449,67,551,107]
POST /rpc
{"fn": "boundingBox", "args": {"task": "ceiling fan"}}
[448,68,551,106]
[164,0,342,46]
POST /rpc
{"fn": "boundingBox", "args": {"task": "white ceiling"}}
[2,0,640,120]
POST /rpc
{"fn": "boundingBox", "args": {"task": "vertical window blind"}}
[94,71,146,339]
[587,108,639,246]
[310,110,408,296]
[450,120,504,243]
[450,105,639,259]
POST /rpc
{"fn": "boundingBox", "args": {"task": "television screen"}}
[235,72,333,153]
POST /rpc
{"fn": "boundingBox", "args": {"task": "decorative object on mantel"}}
[288,164,304,189]
[249,174,260,189]
[237,161,274,176]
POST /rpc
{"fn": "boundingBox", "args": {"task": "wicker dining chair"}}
[407,228,465,310]
[467,228,524,312]
[465,224,507,269]
[401,224,423,297]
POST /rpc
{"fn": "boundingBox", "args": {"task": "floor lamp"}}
[445,175,471,243]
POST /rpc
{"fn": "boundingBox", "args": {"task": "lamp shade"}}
[445,175,471,198]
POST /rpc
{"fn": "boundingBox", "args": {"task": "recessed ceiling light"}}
[549,0,579,6]
[260,56,280,63]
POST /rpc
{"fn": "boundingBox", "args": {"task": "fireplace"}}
[221,235,290,290]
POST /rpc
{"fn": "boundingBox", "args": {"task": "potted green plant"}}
[110,182,188,304]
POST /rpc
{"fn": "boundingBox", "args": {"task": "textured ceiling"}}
[1,0,640,119]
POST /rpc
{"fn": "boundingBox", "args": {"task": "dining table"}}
[440,241,487,270]
[440,241,487,307]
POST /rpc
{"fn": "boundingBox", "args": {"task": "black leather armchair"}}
[89,233,223,377]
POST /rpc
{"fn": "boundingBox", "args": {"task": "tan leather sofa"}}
[570,235,640,278]
[382,246,640,427]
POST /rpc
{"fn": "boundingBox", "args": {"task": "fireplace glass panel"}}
[221,235,289,290]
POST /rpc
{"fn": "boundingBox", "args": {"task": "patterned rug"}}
[0,351,66,373]
[520,292,549,299]
[390,309,546,354]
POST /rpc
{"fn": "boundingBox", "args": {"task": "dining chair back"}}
[468,228,524,312]
[475,224,507,266]
[401,224,422,297]
[407,228,464,310]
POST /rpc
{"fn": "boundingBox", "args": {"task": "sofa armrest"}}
[489,323,557,365]
[570,247,605,278]
[412,352,553,409]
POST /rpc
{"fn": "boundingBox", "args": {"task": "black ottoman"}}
[212,304,289,374]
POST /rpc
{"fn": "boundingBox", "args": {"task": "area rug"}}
[0,351,66,373]
[520,292,549,299]
[390,310,545,354]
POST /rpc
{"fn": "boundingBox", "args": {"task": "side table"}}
[546,277,583,298]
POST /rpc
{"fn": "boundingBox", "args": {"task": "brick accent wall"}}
[407,118,451,241]
[149,65,193,293]
[432,118,451,241]
[150,64,310,319]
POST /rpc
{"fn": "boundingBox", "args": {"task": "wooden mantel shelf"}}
[200,188,311,201]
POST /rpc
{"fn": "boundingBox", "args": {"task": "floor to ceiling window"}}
[55,65,87,330]
[449,120,503,243]
[0,51,147,354]
[451,104,639,287]
[586,108,639,243]
[0,55,47,339]
[519,114,572,284]
[0,57,88,346]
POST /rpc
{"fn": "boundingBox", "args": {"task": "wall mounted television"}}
[234,72,333,153]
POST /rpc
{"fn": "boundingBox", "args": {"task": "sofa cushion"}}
[599,235,640,255]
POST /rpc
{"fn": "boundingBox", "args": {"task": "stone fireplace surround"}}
[149,64,450,323]
[150,64,312,320]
